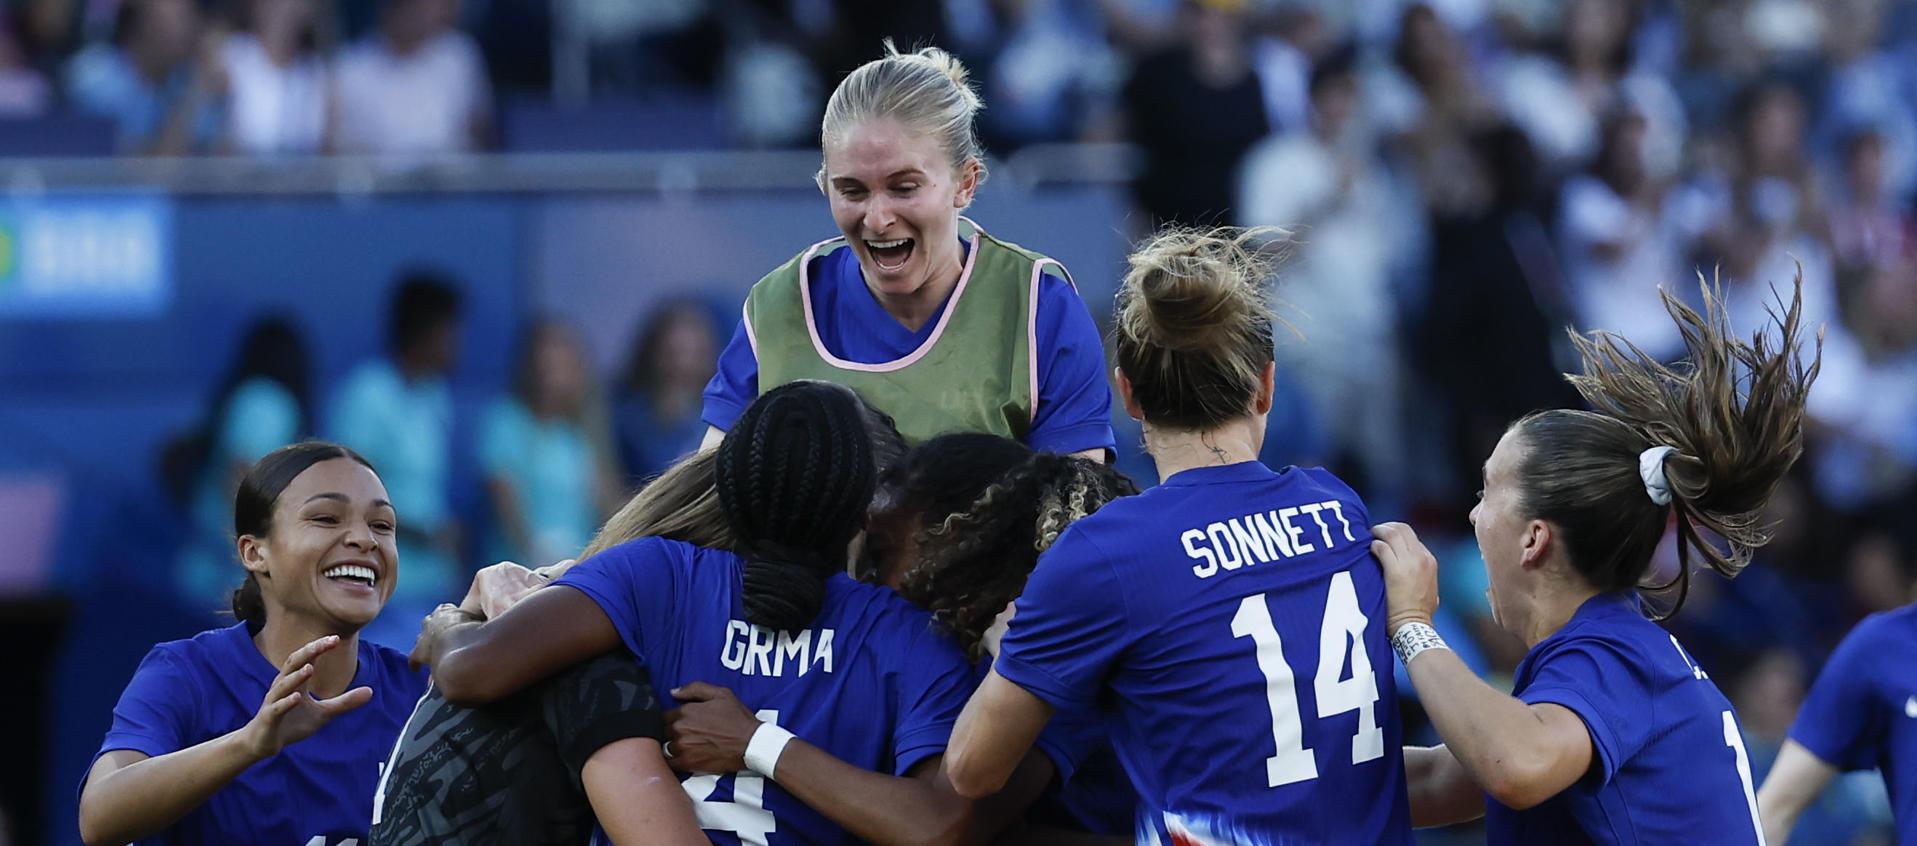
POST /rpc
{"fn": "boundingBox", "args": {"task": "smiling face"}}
[822,118,980,313]
[239,457,399,631]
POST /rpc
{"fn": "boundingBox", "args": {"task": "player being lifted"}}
[699,42,1114,459]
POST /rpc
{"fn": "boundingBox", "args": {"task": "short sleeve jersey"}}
[86,624,427,846]
[996,461,1411,845]
[1788,604,1917,842]
[701,241,1114,455]
[555,537,977,846]
[1484,593,1768,846]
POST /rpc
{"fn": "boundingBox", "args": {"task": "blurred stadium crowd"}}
[4,0,1917,843]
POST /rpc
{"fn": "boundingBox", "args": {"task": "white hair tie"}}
[1638,446,1678,506]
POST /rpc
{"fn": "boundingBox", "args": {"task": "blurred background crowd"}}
[3,0,1916,844]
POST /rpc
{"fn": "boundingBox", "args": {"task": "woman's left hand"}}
[664,681,762,774]
[459,562,546,620]
[1370,522,1441,635]
[409,603,480,671]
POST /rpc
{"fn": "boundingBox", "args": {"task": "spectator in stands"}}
[479,318,617,568]
[1558,110,1690,361]
[329,0,491,157]
[1383,3,1497,221]
[219,0,328,155]
[328,270,462,647]
[170,316,315,614]
[1237,44,1413,505]
[63,0,223,154]
[1826,126,1913,274]
[0,21,50,115]
[1120,0,1269,227]
[613,299,717,485]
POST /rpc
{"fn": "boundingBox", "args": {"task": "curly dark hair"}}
[859,433,1032,584]
[902,453,1140,659]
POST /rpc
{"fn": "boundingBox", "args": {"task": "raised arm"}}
[1372,524,1595,811]
[422,585,622,705]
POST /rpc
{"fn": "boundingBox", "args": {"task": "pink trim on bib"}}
[1027,259,1061,424]
[799,227,984,373]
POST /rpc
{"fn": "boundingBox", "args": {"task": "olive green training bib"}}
[744,219,1072,445]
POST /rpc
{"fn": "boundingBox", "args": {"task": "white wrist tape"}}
[1391,621,1450,667]
[743,722,796,777]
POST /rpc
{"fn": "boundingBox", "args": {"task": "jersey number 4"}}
[684,709,781,846]
[1231,571,1385,787]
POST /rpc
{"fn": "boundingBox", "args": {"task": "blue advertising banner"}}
[0,195,172,318]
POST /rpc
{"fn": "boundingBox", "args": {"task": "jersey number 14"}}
[1231,571,1385,787]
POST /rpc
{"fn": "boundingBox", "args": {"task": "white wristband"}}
[1391,621,1450,667]
[743,722,796,777]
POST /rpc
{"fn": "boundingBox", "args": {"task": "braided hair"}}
[716,380,877,631]
[903,453,1140,658]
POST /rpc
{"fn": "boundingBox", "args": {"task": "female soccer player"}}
[901,446,1141,839]
[79,442,426,846]
[1373,277,1819,844]
[415,381,989,845]
[374,393,909,846]
[1758,594,1916,843]
[666,435,1140,843]
[700,42,1114,458]
[945,228,1413,845]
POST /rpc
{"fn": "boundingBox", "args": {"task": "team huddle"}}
[74,41,1913,846]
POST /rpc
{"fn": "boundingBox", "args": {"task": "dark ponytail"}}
[716,381,876,631]
[231,441,379,631]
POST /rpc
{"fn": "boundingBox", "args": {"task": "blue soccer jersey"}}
[701,240,1116,456]
[996,461,1411,845]
[1485,593,1767,845]
[1789,604,1917,842]
[555,536,977,846]
[85,624,428,846]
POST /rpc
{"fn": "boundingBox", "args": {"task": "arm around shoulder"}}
[429,586,622,705]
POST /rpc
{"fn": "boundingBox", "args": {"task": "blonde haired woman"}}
[701,42,1113,459]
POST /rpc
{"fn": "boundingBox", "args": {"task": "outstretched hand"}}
[242,635,373,760]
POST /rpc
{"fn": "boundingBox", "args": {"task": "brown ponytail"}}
[1511,269,1822,617]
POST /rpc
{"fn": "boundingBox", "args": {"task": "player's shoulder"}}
[1289,464,1368,507]
[827,575,959,650]
[1842,604,1917,649]
[146,624,247,673]
[830,574,935,627]
[594,534,704,565]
